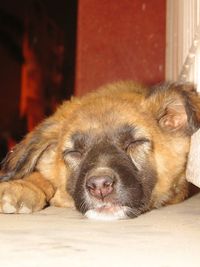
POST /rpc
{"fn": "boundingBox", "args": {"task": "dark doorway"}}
[0,0,78,161]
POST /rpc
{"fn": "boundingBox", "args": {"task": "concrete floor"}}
[0,194,200,267]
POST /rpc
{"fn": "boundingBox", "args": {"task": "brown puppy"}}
[0,81,200,220]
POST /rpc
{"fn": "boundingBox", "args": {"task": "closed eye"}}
[125,138,150,152]
[63,149,83,159]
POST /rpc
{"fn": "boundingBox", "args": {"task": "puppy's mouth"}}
[84,203,140,221]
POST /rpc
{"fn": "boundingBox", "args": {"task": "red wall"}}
[75,0,166,96]
[0,46,21,132]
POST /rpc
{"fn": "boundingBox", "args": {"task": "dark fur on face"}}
[64,124,157,220]
[75,143,144,217]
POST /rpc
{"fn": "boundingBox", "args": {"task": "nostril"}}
[86,176,113,190]
[86,176,114,199]
[103,180,113,187]
[86,181,96,191]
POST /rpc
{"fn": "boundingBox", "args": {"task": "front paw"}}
[50,188,74,208]
[0,180,47,214]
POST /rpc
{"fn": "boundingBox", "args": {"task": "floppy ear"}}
[148,83,200,135]
[0,117,60,181]
[0,97,81,182]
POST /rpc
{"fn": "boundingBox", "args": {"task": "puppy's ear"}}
[148,83,200,134]
[0,117,60,181]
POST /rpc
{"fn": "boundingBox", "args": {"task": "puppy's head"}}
[61,82,200,220]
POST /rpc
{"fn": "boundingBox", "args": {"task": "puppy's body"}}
[0,81,200,220]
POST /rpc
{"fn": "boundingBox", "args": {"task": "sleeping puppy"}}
[0,81,200,220]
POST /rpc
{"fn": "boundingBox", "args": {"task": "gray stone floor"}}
[0,194,200,267]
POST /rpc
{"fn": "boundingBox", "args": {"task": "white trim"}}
[166,0,200,91]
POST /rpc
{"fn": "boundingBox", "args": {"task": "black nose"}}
[86,176,114,199]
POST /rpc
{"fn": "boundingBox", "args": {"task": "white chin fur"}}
[85,206,128,221]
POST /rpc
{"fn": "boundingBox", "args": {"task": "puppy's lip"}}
[96,203,121,213]
[84,203,129,221]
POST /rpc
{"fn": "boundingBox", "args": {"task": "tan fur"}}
[0,81,200,215]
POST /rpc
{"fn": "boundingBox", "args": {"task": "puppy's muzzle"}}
[86,175,114,199]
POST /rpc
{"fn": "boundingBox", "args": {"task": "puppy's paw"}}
[0,180,47,214]
[50,188,74,208]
